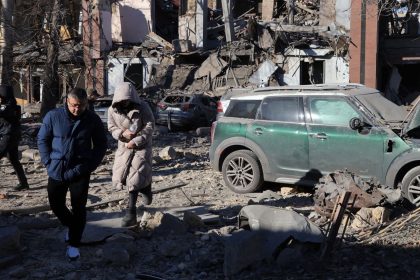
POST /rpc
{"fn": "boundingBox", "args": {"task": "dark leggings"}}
[7,142,28,186]
[47,175,90,247]
[128,184,151,212]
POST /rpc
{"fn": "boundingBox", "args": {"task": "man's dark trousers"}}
[47,175,90,247]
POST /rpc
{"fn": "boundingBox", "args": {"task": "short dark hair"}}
[67,88,88,101]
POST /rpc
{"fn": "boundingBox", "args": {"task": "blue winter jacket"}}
[37,106,107,182]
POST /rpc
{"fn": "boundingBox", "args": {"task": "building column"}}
[82,0,111,95]
[262,0,275,21]
[196,0,208,49]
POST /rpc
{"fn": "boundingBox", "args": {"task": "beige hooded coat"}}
[108,82,155,192]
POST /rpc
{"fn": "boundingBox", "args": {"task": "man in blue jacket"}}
[37,88,107,261]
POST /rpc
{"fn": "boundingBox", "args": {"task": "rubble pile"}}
[0,125,419,279]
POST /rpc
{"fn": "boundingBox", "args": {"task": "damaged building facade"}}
[5,1,420,105]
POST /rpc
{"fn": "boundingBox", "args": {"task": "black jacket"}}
[0,86,21,156]
[0,117,11,157]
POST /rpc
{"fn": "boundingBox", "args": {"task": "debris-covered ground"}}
[0,123,419,280]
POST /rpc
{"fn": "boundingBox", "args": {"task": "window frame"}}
[256,96,305,123]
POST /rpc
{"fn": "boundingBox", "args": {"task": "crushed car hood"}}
[354,92,420,136]
[401,100,420,138]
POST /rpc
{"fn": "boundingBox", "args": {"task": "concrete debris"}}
[1,126,419,279]
[150,212,188,236]
[248,60,278,86]
[223,205,324,276]
[194,53,228,80]
[351,207,391,231]
[159,146,177,160]
[313,170,402,217]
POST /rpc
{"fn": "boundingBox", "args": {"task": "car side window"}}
[259,97,300,122]
[309,97,360,126]
[225,100,261,119]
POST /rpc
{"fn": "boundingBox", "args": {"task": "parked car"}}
[209,83,420,207]
[156,93,218,130]
[93,95,113,126]
[93,95,157,128]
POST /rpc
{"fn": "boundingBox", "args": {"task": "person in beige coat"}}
[108,82,155,227]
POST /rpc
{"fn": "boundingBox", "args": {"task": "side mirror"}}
[349,117,363,130]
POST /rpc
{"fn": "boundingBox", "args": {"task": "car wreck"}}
[210,83,420,207]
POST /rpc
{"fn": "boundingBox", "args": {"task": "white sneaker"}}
[66,246,80,261]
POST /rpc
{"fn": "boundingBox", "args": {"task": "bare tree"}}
[0,0,14,85]
[40,0,62,118]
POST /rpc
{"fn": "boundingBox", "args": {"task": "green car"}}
[209,84,420,206]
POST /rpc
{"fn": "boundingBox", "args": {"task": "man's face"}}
[67,97,87,116]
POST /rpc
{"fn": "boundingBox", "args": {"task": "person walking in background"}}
[108,82,155,227]
[0,85,29,191]
[37,88,107,261]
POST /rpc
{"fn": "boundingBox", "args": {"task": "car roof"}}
[229,83,379,100]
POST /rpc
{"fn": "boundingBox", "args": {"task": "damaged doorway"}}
[300,60,324,85]
[381,63,420,105]
[156,0,179,42]
[124,63,143,91]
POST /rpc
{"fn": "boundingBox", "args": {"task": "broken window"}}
[381,0,420,37]
[124,63,143,91]
[300,60,324,85]
[260,96,301,122]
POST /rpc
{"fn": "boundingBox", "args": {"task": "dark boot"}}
[121,209,137,227]
[14,184,29,191]
[139,185,153,206]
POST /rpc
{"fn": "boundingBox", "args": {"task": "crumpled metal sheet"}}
[248,60,278,86]
[194,53,228,79]
[238,205,325,244]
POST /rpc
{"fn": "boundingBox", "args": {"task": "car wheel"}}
[401,166,420,207]
[222,150,263,193]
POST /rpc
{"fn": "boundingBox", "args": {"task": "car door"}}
[246,96,310,179]
[306,96,386,179]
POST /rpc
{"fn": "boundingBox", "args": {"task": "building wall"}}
[281,55,349,85]
[107,57,159,95]
[111,0,153,43]
[324,57,349,83]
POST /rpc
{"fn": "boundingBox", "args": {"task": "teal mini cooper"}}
[209,84,420,206]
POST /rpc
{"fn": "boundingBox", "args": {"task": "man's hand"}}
[121,129,135,140]
[125,141,137,149]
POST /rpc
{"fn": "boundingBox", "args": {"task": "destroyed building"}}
[3,0,420,106]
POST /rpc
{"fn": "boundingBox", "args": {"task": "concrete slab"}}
[81,212,126,244]
[164,206,219,224]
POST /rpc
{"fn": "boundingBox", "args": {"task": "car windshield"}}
[354,92,407,122]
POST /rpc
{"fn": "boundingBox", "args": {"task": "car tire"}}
[401,166,420,207]
[222,150,263,193]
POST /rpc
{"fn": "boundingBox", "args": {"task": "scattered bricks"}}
[159,146,177,160]
[351,207,390,231]
[21,148,41,161]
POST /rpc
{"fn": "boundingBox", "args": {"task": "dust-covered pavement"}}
[0,124,419,280]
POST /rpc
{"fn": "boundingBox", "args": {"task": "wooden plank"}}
[321,191,351,260]
[147,32,174,50]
